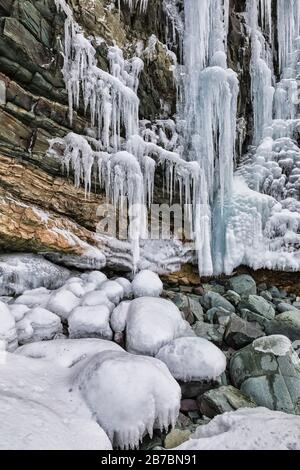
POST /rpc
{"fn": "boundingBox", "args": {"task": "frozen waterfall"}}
[52,0,300,276]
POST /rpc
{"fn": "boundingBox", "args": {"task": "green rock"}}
[224,290,241,306]
[201,291,235,313]
[230,336,300,415]
[226,275,257,297]
[193,321,225,348]
[224,313,265,349]
[240,295,275,320]
[265,311,300,341]
[199,385,257,418]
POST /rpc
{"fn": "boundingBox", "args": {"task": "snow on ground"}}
[0,353,112,450]
[124,297,193,355]
[16,338,122,368]
[176,407,300,450]
[16,307,62,345]
[76,350,181,449]
[156,337,227,382]
[132,270,163,298]
[0,301,17,351]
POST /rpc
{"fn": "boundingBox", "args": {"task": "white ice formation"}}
[76,350,181,449]
[51,0,300,276]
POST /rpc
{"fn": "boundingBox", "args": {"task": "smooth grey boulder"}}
[198,385,257,418]
[224,313,265,349]
[201,292,235,313]
[277,303,300,314]
[230,335,300,415]
[226,275,257,297]
[265,311,300,342]
[239,295,275,320]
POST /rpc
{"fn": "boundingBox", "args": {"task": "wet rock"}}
[198,385,257,418]
[265,311,300,342]
[201,292,235,313]
[224,290,241,307]
[193,322,225,348]
[239,295,275,320]
[224,313,265,349]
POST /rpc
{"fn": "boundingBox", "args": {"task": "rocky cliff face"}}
[0,0,254,272]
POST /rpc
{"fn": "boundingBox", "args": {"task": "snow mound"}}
[0,301,17,351]
[17,338,122,368]
[14,287,51,308]
[125,297,192,356]
[64,279,85,298]
[81,271,107,288]
[16,308,62,345]
[100,280,124,304]
[0,352,112,449]
[115,277,132,297]
[176,407,300,450]
[9,304,30,322]
[132,270,163,298]
[253,335,292,357]
[110,301,131,333]
[0,253,70,296]
[80,290,114,311]
[68,305,113,340]
[46,289,80,321]
[156,337,227,382]
[76,350,181,449]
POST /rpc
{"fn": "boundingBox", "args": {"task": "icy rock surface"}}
[17,338,122,368]
[0,301,17,351]
[132,270,163,298]
[16,308,62,345]
[0,254,70,296]
[0,353,112,450]
[99,281,124,304]
[8,304,30,322]
[14,288,51,309]
[176,408,300,450]
[76,350,181,449]
[124,297,193,356]
[46,289,80,321]
[68,305,113,340]
[110,301,131,333]
[156,337,226,382]
[253,335,293,357]
[80,291,114,311]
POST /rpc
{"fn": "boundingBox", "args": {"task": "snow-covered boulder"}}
[81,271,107,288]
[132,270,163,298]
[176,408,300,450]
[110,301,131,333]
[68,305,113,340]
[0,353,112,450]
[9,304,30,322]
[0,254,70,296]
[17,338,122,368]
[14,287,51,309]
[80,291,114,311]
[0,301,17,351]
[46,289,80,321]
[16,308,62,345]
[156,337,227,382]
[100,280,124,304]
[76,350,181,449]
[125,297,192,356]
[115,277,132,298]
[64,278,86,298]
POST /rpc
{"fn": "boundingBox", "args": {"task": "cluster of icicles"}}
[51,0,200,272]
[52,0,300,275]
